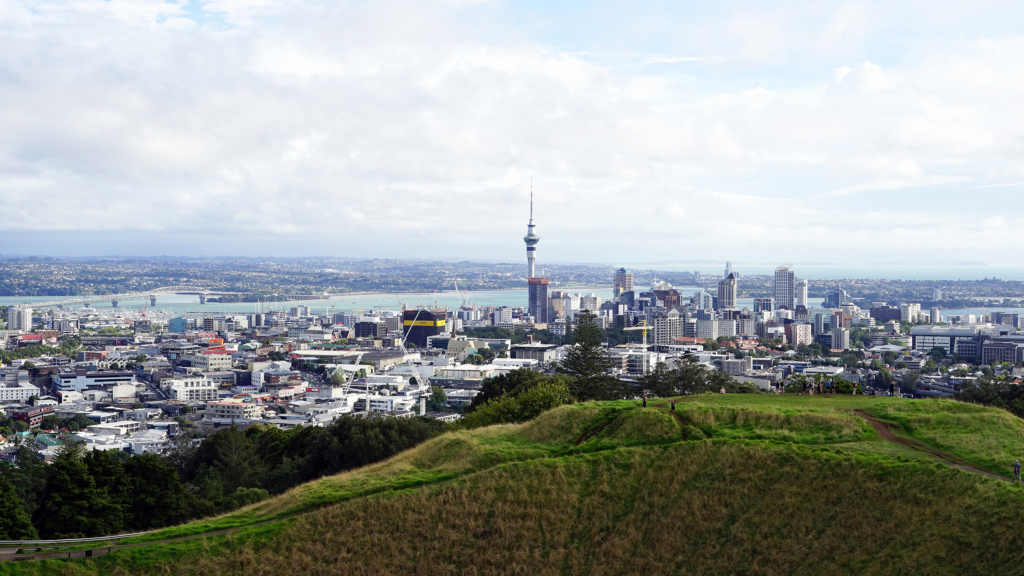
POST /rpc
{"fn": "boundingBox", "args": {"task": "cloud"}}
[0,0,1024,268]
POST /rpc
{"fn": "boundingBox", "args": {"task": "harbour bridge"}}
[14,286,333,310]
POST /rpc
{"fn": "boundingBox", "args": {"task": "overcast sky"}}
[2,1,1023,271]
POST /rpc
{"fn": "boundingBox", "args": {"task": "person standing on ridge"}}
[670,399,676,411]
[642,393,647,408]
[1014,460,1021,482]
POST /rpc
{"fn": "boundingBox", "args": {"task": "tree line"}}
[0,414,446,540]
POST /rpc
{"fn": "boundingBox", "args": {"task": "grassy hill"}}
[6,395,1024,575]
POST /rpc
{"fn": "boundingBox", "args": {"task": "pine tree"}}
[39,441,124,538]
[559,311,626,401]
[0,474,36,540]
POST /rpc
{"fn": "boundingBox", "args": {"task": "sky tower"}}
[524,188,540,278]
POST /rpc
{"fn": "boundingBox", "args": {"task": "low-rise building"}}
[162,376,219,402]
[208,402,263,420]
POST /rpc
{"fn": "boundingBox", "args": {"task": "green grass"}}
[6,395,1024,575]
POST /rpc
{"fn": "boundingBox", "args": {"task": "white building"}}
[0,382,40,402]
[696,319,719,340]
[162,376,219,402]
[796,280,808,308]
[5,308,31,332]
[831,328,850,351]
[900,303,922,323]
[183,352,233,372]
[208,402,263,420]
[580,294,602,313]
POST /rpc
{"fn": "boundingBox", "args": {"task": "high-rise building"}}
[614,268,634,296]
[900,303,921,323]
[528,277,550,323]
[796,279,808,308]
[580,293,602,313]
[785,323,813,347]
[6,307,31,331]
[724,261,733,278]
[931,307,942,325]
[692,291,713,310]
[717,273,737,309]
[824,289,850,309]
[831,328,850,351]
[523,191,540,279]
[934,288,943,301]
[754,298,774,313]
[813,313,825,336]
[402,309,447,348]
[774,266,795,310]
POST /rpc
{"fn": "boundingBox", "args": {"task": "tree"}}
[40,414,61,430]
[0,474,36,540]
[639,357,735,397]
[426,387,447,412]
[123,455,193,530]
[559,311,625,401]
[461,380,572,429]
[38,441,124,538]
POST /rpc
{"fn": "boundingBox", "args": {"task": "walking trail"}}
[852,409,1009,481]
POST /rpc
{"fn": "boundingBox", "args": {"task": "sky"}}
[2,0,1024,274]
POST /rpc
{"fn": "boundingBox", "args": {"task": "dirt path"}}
[853,410,1009,481]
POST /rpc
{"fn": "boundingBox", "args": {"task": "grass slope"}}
[8,395,1024,575]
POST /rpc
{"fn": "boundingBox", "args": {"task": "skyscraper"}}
[528,277,549,323]
[796,279,808,308]
[724,261,733,278]
[523,190,540,279]
[717,273,737,309]
[614,268,634,296]
[774,266,795,310]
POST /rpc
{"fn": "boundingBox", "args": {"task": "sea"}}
[3,287,1016,319]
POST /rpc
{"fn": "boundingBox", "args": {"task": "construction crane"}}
[336,352,367,414]
[624,320,654,375]
[453,278,465,309]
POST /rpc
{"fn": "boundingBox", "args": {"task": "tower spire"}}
[523,179,540,279]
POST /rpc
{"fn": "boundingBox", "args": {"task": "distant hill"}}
[8,395,1024,575]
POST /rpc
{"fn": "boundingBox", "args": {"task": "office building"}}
[724,261,733,278]
[528,278,550,323]
[930,307,942,325]
[692,291,713,310]
[774,266,795,310]
[614,268,634,296]
[824,289,850,309]
[403,309,447,348]
[796,280,808,308]
[651,309,681,346]
[717,273,737,309]
[696,319,719,340]
[579,293,602,313]
[813,313,825,336]
[831,328,850,351]
[754,298,774,314]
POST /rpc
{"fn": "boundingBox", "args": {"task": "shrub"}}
[462,381,572,429]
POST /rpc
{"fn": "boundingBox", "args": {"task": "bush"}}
[221,487,269,511]
[462,381,572,429]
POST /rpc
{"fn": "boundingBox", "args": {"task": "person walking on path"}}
[1014,460,1021,482]
[642,393,647,408]
[670,400,676,411]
